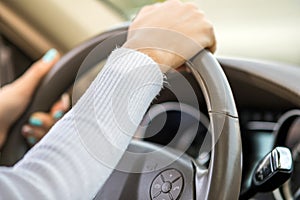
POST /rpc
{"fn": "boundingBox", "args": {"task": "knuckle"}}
[184,2,198,9]
[190,10,205,20]
[165,0,181,7]
[198,10,206,17]
[139,5,152,13]
[206,20,215,33]
[169,0,181,3]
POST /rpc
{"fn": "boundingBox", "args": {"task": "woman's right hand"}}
[123,0,216,72]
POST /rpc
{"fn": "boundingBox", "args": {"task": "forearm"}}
[0,48,163,199]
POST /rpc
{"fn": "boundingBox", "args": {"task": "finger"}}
[209,39,217,53]
[50,93,71,120]
[0,49,61,130]
[28,112,55,130]
[138,5,155,13]
[30,48,60,77]
[203,20,217,53]
[163,0,183,7]
[184,2,198,10]
[208,28,217,53]
[134,3,161,20]
[11,49,60,100]
[21,125,46,140]
[21,125,48,146]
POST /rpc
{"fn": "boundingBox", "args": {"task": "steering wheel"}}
[0,26,242,199]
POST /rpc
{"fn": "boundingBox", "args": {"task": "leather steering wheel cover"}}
[188,52,242,199]
[0,26,242,200]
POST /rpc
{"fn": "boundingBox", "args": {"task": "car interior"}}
[0,0,299,199]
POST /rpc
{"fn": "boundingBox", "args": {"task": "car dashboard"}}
[219,58,299,199]
[133,57,300,199]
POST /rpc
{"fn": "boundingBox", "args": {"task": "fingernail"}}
[53,110,64,119]
[42,48,57,63]
[22,125,33,135]
[29,117,43,126]
[27,136,37,145]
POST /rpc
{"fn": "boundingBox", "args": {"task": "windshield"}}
[103,0,300,66]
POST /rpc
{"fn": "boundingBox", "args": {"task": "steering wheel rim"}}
[0,26,242,199]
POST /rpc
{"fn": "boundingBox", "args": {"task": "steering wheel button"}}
[151,169,184,199]
[155,193,171,200]
[161,181,172,193]
[170,176,183,200]
[151,174,164,199]
[161,169,182,182]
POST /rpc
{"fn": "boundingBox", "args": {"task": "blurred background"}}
[1,0,300,65]
[103,0,300,65]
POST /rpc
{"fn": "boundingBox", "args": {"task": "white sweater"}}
[0,48,163,199]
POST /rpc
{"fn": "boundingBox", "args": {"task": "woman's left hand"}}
[0,49,60,148]
[21,93,71,146]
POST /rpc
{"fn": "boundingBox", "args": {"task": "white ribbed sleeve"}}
[0,48,163,200]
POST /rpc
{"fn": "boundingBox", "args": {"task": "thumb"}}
[0,49,60,135]
[13,49,60,96]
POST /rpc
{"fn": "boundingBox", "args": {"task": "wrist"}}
[123,41,184,73]
[135,48,169,73]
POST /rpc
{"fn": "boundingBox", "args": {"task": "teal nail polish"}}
[42,48,57,63]
[27,136,37,145]
[29,117,43,126]
[54,111,64,119]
